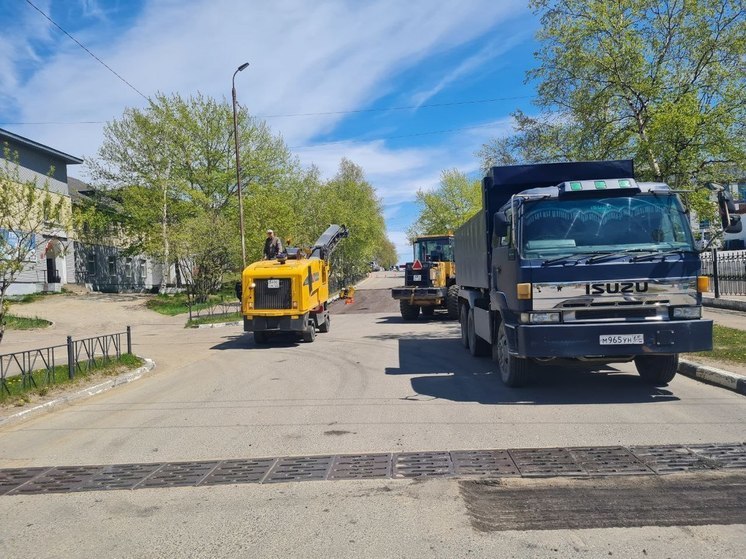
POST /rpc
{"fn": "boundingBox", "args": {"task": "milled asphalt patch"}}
[0,357,155,428]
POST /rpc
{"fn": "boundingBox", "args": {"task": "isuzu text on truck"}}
[455,160,741,387]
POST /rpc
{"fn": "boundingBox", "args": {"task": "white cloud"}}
[3,0,528,158]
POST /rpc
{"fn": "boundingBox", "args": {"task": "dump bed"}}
[454,209,489,289]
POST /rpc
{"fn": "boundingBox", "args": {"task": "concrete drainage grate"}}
[329,454,392,480]
[509,448,585,477]
[629,445,713,474]
[394,452,452,478]
[200,459,277,486]
[1,443,744,496]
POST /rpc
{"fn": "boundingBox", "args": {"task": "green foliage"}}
[407,169,482,240]
[480,0,746,201]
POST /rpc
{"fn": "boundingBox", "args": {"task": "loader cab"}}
[413,235,454,263]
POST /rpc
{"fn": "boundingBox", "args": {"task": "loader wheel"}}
[318,314,331,333]
[446,285,459,320]
[253,331,269,345]
[400,300,420,320]
[301,325,316,343]
[459,304,469,348]
[495,321,529,387]
[634,354,678,385]
[421,306,435,317]
[467,307,490,357]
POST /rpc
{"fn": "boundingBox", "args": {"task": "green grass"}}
[146,292,237,316]
[693,325,746,365]
[8,291,64,304]
[186,312,242,328]
[0,353,143,406]
[5,314,52,329]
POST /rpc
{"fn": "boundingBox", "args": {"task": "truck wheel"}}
[459,304,469,348]
[421,306,435,317]
[253,331,269,345]
[318,314,331,333]
[634,354,678,385]
[446,285,459,319]
[467,307,490,357]
[302,325,316,343]
[496,321,529,387]
[400,300,420,320]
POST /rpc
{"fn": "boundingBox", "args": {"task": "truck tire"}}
[318,314,331,333]
[302,325,316,343]
[400,300,420,320]
[634,354,678,385]
[467,307,490,357]
[421,306,435,317]
[253,331,269,345]
[446,285,459,320]
[495,321,529,387]
[459,304,469,348]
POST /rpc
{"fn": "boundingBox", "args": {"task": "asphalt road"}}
[1,273,745,558]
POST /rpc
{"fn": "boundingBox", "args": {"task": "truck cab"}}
[455,160,719,387]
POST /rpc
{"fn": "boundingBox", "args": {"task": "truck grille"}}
[254,279,292,309]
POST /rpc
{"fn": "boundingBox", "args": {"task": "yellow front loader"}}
[238,225,349,344]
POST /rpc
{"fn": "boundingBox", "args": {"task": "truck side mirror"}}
[718,190,743,233]
[493,212,509,238]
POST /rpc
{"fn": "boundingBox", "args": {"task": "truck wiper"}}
[630,249,692,262]
[541,252,605,266]
[586,249,655,264]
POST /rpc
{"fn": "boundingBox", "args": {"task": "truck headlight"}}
[671,306,701,319]
[520,312,561,324]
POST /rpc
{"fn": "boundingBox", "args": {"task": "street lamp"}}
[232,62,250,268]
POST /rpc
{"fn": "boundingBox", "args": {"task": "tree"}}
[479,0,745,220]
[407,169,482,240]
[0,146,67,344]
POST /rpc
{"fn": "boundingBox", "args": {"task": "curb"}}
[194,320,241,329]
[679,359,746,396]
[0,357,156,428]
[703,297,746,312]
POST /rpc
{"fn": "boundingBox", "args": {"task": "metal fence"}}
[0,327,132,395]
[700,249,746,297]
[188,298,241,322]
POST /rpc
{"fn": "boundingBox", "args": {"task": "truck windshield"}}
[520,194,694,259]
[414,238,453,262]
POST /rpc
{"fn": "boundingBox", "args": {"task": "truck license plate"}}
[599,334,644,345]
[267,279,280,289]
[412,274,421,282]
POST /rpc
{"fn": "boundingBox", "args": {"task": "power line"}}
[260,95,532,118]
[24,0,148,101]
[1,94,533,126]
[289,121,510,150]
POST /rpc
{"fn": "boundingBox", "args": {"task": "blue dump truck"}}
[455,160,741,387]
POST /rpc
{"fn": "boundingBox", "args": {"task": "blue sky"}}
[0,0,540,262]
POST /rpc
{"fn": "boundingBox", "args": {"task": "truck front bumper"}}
[243,313,308,333]
[391,287,447,301]
[509,319,713,358]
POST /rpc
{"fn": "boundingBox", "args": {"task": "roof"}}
[0,127,83,165]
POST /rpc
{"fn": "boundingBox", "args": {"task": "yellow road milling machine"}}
[238,225,349,344]
[391,234,459,320]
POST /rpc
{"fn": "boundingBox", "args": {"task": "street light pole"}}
[232,62,250,268]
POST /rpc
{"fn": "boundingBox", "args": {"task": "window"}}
[139,259,146,281]
[107,256,116,276]
[125,257,133,279]
[86,254,96,275]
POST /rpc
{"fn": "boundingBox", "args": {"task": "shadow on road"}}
[386,338,680,405]
[375,315,456,325]
[211,334,300,350]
